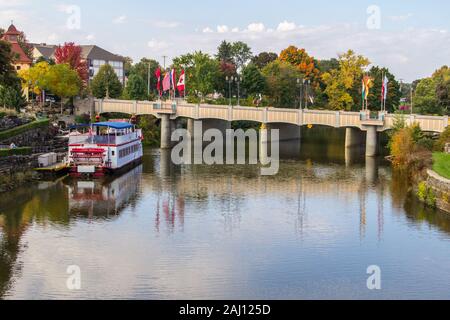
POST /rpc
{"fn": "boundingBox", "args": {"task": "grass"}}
[433,152,450,179]
[0,118,49,142]
[0,147,32,157]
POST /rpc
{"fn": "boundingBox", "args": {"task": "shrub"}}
[0,119,49,142]
[390,128,415,167]
[417,181,437,208]
[0,147,32,157]
[434,126,450,152]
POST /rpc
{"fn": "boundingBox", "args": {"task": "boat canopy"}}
[93,122,133,130]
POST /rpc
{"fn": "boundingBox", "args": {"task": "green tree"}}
[0,41,20,87]
[129,58,160,94]
[367,66,401,112]
[125,73,148,101]
[172,51,220,98]
[43,64,81,112]
[262,60,301,108]
[231,41,253,70]
[90,64,123,99]
[321,50,370,111]
[252,52,278,69]
[0,85,26,111]
[433,66,450,115]
[414,78,440,115]
[242,63,266,96]
[216,41,234,63]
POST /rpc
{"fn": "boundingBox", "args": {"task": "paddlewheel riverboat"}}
[68,121,143,178]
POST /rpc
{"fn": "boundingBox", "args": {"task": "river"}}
[0,128,450,300]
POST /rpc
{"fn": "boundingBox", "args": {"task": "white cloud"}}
[86,34,95,41]
[147,39,169,50]
[113,15,127,24]
[277,21,297,32]
[246,23,265,33]
[217,25,229,33]
[231,27,240,33]
[389,13,413,22]
[202,27,213,33]
[47,33,58,41]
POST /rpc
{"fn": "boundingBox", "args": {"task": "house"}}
[1,24,32,72]
[1,23,32,99]
[31,44,125,84]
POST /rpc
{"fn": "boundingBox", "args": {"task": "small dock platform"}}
[35,162,69,175]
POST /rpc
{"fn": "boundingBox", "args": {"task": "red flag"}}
[162,72,171,92]
[177,70,185,93]
[155,68,161,94]
[170,69,177,91]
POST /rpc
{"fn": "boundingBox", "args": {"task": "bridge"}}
[93,99,449,157]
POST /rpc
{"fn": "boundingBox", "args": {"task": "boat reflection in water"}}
[65,165,143,220]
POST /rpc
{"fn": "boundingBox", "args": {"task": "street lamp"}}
[225,76,233,106]
[297,78,305,110]
[304,80,311,110]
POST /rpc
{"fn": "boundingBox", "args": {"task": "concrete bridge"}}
[94,99,449,157]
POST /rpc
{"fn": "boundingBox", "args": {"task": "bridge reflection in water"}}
[1,141,450,299]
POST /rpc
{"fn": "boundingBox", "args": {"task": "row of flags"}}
[361,73,389,111]
[155,68,185,97]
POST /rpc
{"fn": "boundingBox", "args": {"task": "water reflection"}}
[0,132,450,299]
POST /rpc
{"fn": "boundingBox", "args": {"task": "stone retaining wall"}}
[426,170,450,213]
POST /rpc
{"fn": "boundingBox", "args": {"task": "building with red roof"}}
[1,23,32,71]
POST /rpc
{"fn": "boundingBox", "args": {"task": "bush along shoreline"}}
[388,115,450,213]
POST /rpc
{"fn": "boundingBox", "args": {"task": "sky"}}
[1,0,449,82]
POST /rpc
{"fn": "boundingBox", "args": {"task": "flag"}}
[383,75,389,101]
[162,72,171,92]
[363,75,372,99]
[155,68,161,94]
[170,69,176,90]
[177,70,185,92]
[362,79,366,103]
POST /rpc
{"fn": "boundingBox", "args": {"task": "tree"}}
[279,46,320,83]
[231,41,253,71]
[252,52,278,69]
[0,41,20,87]
[0,85,26,111]
[125,73,148,100]
[433,66,450,115]
[172,51,220,98]
[262,60,301,108]
[122,56,133,77]
[216,41,234,63]
[43,64,81,112]
[414,78,440,115]
[321,50,370,111]
[367,66,401,112]
[129,58,160,94]
[242,63,266,96]
[216,41,252,71]
[90,64,123,99]
[54,42,89,85]
[18,61,50,96]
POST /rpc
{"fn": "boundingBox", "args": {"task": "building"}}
[1,24,32,72]
[31,43,125,84]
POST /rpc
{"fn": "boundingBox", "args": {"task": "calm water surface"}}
[1,131,450,300]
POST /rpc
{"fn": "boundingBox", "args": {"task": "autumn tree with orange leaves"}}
[279,46,320,85]
[54,42,88,86]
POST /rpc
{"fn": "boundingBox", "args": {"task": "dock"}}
[34,162,69,175]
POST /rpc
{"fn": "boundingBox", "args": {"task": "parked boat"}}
[68,121,143,178]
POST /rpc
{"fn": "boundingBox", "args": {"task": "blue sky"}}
[1,0,449,81]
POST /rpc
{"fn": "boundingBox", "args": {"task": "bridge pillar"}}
[345,128,363,148]
[365,126,378,157]
[160,114,172,149]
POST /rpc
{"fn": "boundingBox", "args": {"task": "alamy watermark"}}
[66,265,81,290]
[367,265,382,290]
[367,5,381,30]
[171,121,280,176]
